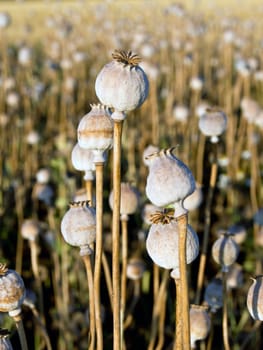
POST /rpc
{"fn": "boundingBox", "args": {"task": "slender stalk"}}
[222,271,231,350]
[173,278,182,350]
[112,119,123,350]
[11,312,29,350]
[82,254,96,350]
[153,264,160,308]
[148,270,169,350]
[85,179,93,205]
[102,251,113,311]
[124,279,141,329]
[94,162,104,350]
[29,240,45,324]
[177,213,190,350]
[23,298,52,350]
[195,143,218,305]
[156,287,167,350]
[121,216,128,349]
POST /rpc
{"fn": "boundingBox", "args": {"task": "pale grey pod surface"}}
[109,182,139,216]
[198,109,227,137]
[146,221,199,270]
[77,104,113,152]
[21,219,40,241]
[0,329,13,350]
[212,234,239,271]
[61,202,96,248]
[183,183,203,211]
[0,265,26,313]
[204,277,223,312]
[145,149,196,207]
[71,143,95,172]
[247,276,263,320]
[95,52,149,112]
[190,305,211,348]
[126,258,146,280]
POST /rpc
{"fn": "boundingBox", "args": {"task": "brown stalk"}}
[173,278,182,350]
[11,313,29,350]
[177,213,191,350]
[121,216,128,348]
[112,119,124,350]
[94,162,104,350]
[195,142,218,305]
[82,254,96,350]
[85,179,93,206]
[222,271,231,350]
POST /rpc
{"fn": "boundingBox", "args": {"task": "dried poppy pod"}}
[36,168,50,184]
[126,257,146,280]
[77,104,113,163]
[190,304,211,348]
[212,233,239,272]
[71,143,95,181]
[226,224,247,245]
[109,182,139,219]
[146,212,199,275]
[198,108,227,143]
[21,219,41,242]
[60,201,96,255]
[0,264,26,314]
[145,148,195,215]
[95,50,149,119]
[0,329,13,350]
[204,277,223,313]
[247,275,263,320]
[183,183,203,211]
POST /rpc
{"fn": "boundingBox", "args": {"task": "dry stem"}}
[112,120,123,350]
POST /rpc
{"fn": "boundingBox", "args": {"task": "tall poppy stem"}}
[112,119,123,350]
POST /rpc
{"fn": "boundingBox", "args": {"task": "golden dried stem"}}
[174,278,182,350]
[85,179,93,206]
[82,254,96,350]
[195,143,218,305]
[121,218,128,348]
[112,119,123,350]
[222,271,231,350]
[94,162,104,350]
[177,213,190,350]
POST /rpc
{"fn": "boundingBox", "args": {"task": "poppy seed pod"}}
[183,183,203,211]
[61,201,96,255]
[21,219,41,242]
[212,233,239,272]
[109,182,139,219]
[190,305,211,348]
[95,50,149,117]
[146,214,199,275]
[142,203,161,226]
[198,108,227,143]
[142,145,159,167]
[204,277,223,312]
[77,104,113,162]
[145,148,195,212]
[0,329,13,350]
[247,276,263,321]
[126,258,146,280]
[71,143,95,181]
[0,264,26,313]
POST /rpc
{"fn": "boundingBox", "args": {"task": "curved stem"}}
[102,251,113,311]
[94,162,104,350]
[148,269,169,350]
[82,254,96,350]
[156,287,167,350]
[85,179,93,206]
[173,278,182,350]
[121,217,128,348]
[177,213,190,350]
[222,271,231,350]
[12,313,29,350]
[195,143,218,305]
[29,240,45,324]
[112,120,123,350]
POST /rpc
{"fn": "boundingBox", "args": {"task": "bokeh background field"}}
[0,0,263,349]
